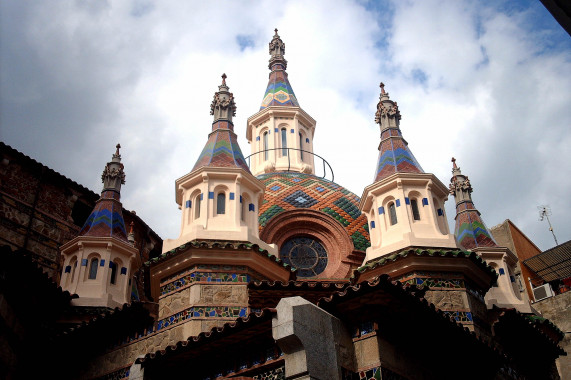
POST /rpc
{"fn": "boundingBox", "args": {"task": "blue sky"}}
[1,0,569,251]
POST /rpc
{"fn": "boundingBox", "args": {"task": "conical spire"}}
[449,157,497,249]
[260,29,299,110]
[79,145,128,241]
[193,74,250,172]
[373,82,423,182]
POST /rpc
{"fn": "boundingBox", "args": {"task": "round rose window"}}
[280,236,328,277]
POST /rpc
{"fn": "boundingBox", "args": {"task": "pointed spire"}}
[373,82,423,182]
[193,75,250,172]
[449,158,497,250]
[79,145,128,241]
[260,29,299,109]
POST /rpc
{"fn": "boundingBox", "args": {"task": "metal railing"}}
[244,148,334,182]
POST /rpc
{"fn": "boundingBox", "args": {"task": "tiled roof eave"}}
[145,239,294,273]
[136,308,277,365]
[353,247,498,282]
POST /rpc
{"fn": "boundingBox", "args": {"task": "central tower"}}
[246,29,316,176]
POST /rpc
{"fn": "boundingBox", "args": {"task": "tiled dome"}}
[257,172,371,252]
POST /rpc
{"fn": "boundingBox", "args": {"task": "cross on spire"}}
[221,73,227,86]
[380,82,386,94]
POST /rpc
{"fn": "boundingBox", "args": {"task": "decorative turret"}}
[449,158,497,250]
[193,74,248,172]
[78,144,128,240]
[360,83,457,262]
[374,83,423,182]
[163,75,276,254]
[449,158,531,312]
[246,29,316,176]
[59,145,140,308]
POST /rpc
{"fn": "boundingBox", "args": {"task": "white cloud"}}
[1,0,569,251]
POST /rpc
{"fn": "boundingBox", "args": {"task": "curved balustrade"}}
[244,148,334,182]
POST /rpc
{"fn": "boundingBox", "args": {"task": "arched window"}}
[88,258,99,280]
[217,193,226,215]
[411,199,420,221]
[194,193,202,219]
[299,132,304,160]
[263,131,269,160]
[110,262,118,285]
[281,128,287,156]
[389,202,398,225]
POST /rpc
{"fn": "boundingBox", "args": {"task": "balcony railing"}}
[244,148,334,182]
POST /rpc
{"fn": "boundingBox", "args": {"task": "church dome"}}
[257,172,370,278]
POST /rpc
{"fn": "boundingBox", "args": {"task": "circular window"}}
[280,236,328,277]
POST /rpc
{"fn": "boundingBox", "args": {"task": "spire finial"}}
[268,28,287,70]
[380,82,386,94]
[211,74,236,123]
[113,143,121,159]
[451,157,457,169]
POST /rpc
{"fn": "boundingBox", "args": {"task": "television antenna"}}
[538,205,558,246]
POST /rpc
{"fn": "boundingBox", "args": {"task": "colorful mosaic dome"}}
[257,172,371,252]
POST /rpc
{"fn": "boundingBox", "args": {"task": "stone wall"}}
[533,291,571,380]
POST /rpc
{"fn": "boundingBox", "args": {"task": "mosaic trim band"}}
[157,306,248,330]
[160,272,251,296]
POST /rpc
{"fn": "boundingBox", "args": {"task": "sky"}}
[1,0,570,252]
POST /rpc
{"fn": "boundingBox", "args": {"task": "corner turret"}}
[59,145,139,308]
[360,83,457,262]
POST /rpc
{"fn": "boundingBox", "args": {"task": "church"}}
[0,30,566,380]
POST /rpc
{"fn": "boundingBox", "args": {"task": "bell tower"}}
[246,29,317,176]
[359,83,457,262]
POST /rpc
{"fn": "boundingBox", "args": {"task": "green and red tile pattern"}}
[258,172,370,252]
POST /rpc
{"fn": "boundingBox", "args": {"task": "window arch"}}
[263,131,269,161]
[67,256,78,286]
[299,132,304,160]
[388,202,398,225]
[216,192,226,215]
[281,128,287,156]
[411,199,421,221]
[110,261,118,285]
[88,257,99,280]
[194,193,202,219]
[241,193,251,223]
